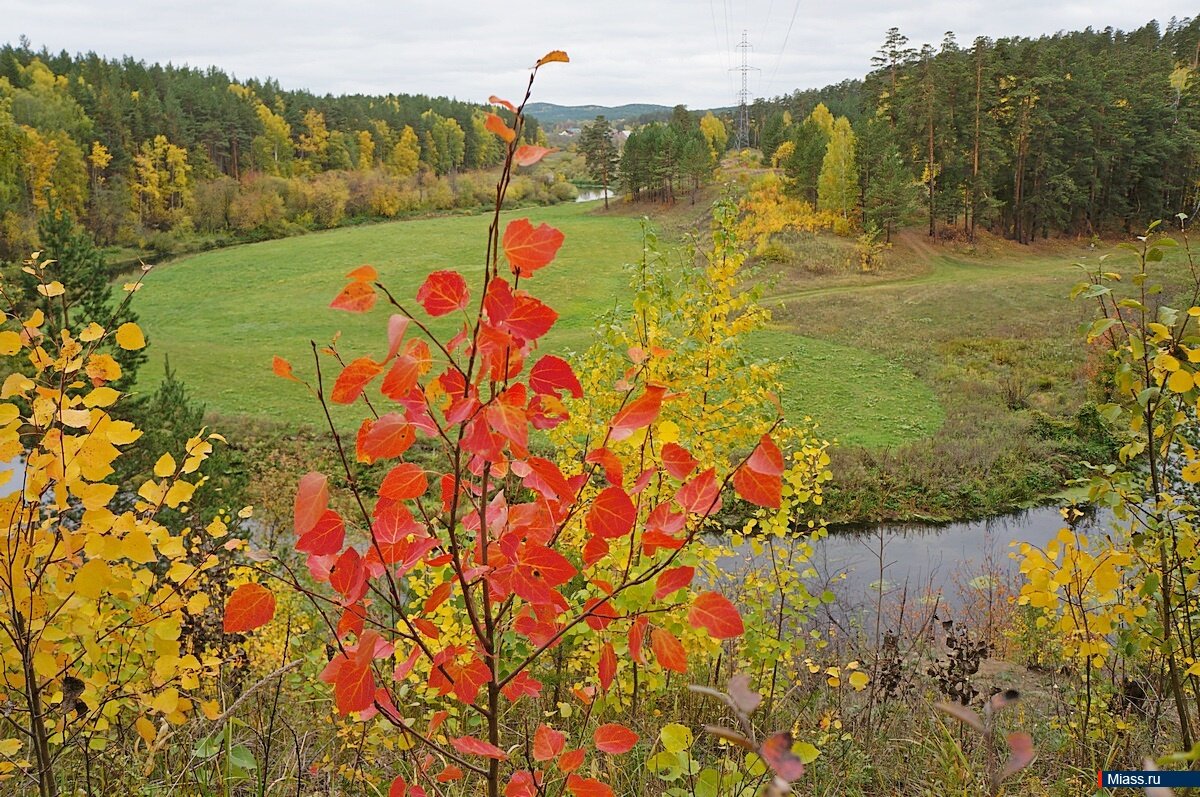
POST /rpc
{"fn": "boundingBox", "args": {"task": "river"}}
[575,188,615,202]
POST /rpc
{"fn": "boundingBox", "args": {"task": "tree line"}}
[753,17,1200,242]
[0,40,548,259]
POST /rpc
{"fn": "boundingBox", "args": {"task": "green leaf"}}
[792,740,821,764]
[228,744,258,772]
[660,723,694,753]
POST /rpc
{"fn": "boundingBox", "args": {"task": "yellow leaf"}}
[72,559,110,600]
[115,322,146,351]
[83,387,120,407]
[1168,369,1194,393]
[536,50,570,67]
[0,739,20,757]
[135,716,157,745]
[36,281,65,297]
[200,700,221,721]
[1,373,32,398]
[848,671,870,691]
[153,454,175,478]
[122,526,156,564]
[656,420,680,444]
[79,322,104,342]
[0,331,21,356]
[151,688,179,715]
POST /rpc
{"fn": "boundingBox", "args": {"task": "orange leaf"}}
[331,357,383,404]
[675,468,721,516]
[688,591,744,639]
[598,641,616,691]
[451,736,508,760]
[359,413,415,461]
[273,355,300,382]
[514,145,554,166]
[379,462,429,501]
[558,748,585,773]
[585,486,636,539]
[566,775,612,797]
[489,95,517,113]
[423,582,452,614]
[609,385,666,441]
[654,566,695,599]
[331,280,377,313]
[503,218,564,277]
[733,463,781,508]
[224,583,276,632]
[593,723,638,754]
[346,264,378,282]
[416,270,469,317]
[661,443,698,481]
[296,509,345,555]
[485,113,516,143]
[536,50,570,67]
[381,354,422,399]
[530,355,583,398]
[436,765,463,783]
[650,628,688,673]
[294,472,329,536]
[533,724,565,761]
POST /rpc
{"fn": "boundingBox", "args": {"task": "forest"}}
[2,10,1200,797]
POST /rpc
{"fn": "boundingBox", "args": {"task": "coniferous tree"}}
[579,116,619,208]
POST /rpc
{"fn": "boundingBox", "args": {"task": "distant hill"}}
[525,102,672,125]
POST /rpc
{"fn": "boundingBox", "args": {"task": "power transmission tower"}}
[730,30,759,149]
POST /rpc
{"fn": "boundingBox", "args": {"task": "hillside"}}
[525,101,672,124]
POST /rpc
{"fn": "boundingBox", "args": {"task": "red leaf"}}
[650,628,688,673]
[330,547,366,602]
[359,413,415,462]
[385,314,410,361]
[566,775,614,797]
[223,583,276,632]
[503,218,564,277]
[379,463,429,501]
[423,582,452,614]
[514,145,554,166]
[451,736,508,760]
[333,633,379,716]
[594,723,638,754]
[436,765,463,783]
[485,113,516,143]
[558,748,585,773]
[628,616,648,664]
[661,443,698,481]
[610,385,666,441]
[733,464,781,508]
[295,472,329,536]
[676,468,721,516]
[585,486,635,539]
[759,732,805,782]
[530,355,583,398]
[585,447,623,487]
[598,642,616,691]
[381,354,422,400]
[331,280,377,313]
[332,357,384,404]
[337,603,366,638]
[688,591,744,639]
[501,671,543,702]
[533,724,565,761]
[273,355,300,382]
[389,775,407,797]
[297,509,346,555]
[505,771,539,797]
[416,270,469,317]
[502,294,558,341]
[654,566,695,599]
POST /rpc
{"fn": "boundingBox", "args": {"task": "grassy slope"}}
[133,200,937,446]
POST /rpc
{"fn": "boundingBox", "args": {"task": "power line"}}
[731,30,760,148]
[764,0,802,98]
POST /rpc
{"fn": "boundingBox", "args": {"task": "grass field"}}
[133,200,940,446]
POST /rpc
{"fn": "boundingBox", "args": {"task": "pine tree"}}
[579,116,619,208]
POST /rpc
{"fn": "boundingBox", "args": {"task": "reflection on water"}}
[575,188,614,203]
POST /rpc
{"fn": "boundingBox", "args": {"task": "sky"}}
[2,0,1196,109]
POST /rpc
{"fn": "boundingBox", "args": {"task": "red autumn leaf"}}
[501,670,543,702]
[733,464,781,509]
[748,433,784,474]
[502,294,558,341]
[594,723,638,754]
[530,355,583,398]
[585,447,623,487]
[295,471,329,536]
[650,628,688,673]
[436,765,463,783]
[416,270,469,317]
[514,145,554,166]
[628,616,648,664]
[609,385,666,441]
[333,633,380,716]
[585,486,636,539]
[759,732,805,782]
[654,566,695,599]
[598,641,616,691]
[503,218,565,277]
[451,736,508,760]
[558,748,585,772]
[533,724,566,761]
[506,771,538,797]
[296,509,346,556]
[423,582,452,614]
[385,314,410,361]
[337,603,366,638]
[359,413,415,462]
[566,775,613,797]
[688,591,744,639]
[676,468,721,516]
[485,113,516,143]
[332,357,384,404]
[381,354,422,400]
[273,355,300,382]
[389,775,407,797]
[331,280,377,313]
[379,463,429,501]
[661,443,698,481]
[330,546,366,602]
[223,583,276,632]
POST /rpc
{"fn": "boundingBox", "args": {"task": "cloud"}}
[2,0,1194,107]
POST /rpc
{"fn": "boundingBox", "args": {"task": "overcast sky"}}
[2,1,1196,108]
